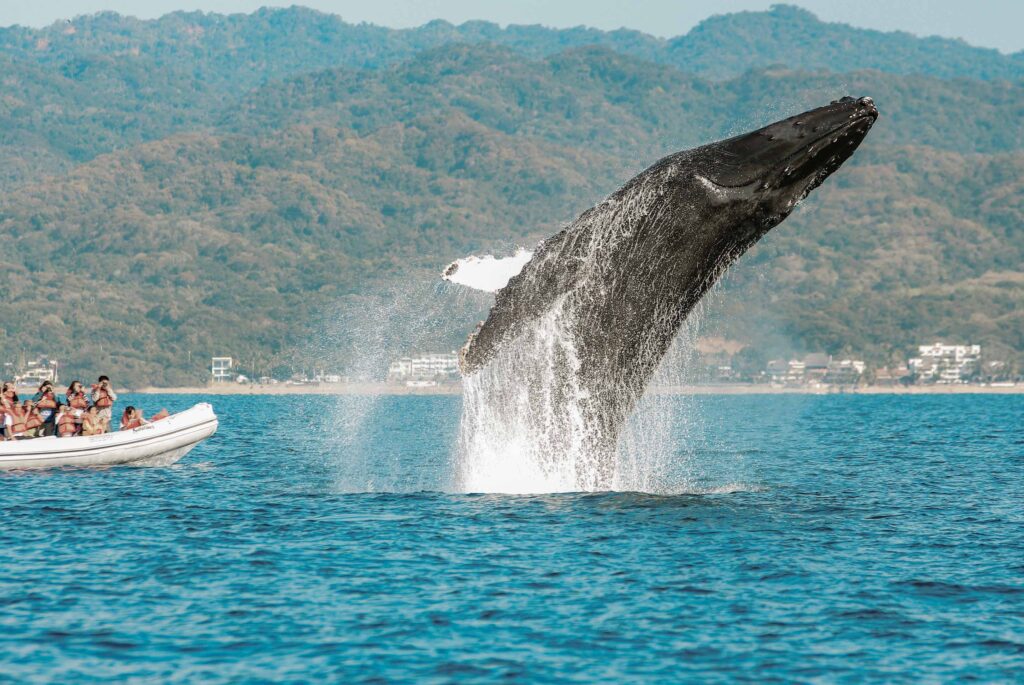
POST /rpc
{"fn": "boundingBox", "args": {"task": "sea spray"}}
[615,313,707,493]
[306,277,488,492]
[450,234,774,495]
[456,305,594,493]
[455,282,719,494]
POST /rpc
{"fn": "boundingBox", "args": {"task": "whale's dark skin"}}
[457,97,878,487]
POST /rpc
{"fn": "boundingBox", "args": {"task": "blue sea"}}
[1,393,1022,682]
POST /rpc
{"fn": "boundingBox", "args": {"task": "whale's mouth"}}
[773,113,876,192]
[698,97,878,192]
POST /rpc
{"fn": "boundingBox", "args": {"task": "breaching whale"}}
[448,96,878,490]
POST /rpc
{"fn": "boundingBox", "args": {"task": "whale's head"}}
[677,96,878,243]
[592,95,878,304]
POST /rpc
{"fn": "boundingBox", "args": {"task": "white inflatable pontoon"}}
[0,402,218,470]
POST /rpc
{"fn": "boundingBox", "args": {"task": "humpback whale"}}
[449,96,878,490]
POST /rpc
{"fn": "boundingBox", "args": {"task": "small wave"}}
[454,481,767,496]
[688,482,767,495]
[628,482,768,496]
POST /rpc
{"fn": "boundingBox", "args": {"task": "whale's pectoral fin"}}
[459,228,582,374]
[441,249,533,293]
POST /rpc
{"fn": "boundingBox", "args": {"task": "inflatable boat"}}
[0,403,217,470]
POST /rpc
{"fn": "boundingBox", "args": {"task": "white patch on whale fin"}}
[441,249,533,293]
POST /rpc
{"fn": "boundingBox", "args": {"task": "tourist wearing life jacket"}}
[32,381,59,437]
[9,400,42,439]
[81,406,106,437]
[119,406,150,431]
[7,408,24,439]
[90,376,117,433]
[66,380,89,427]
[1,382,18,413]
[22,401,44,438]
[1,383,21,440]
[0,403,8,441]
[56,403,79,438]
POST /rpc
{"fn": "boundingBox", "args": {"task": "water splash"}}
[456,306,595,493]
[615,311,707,494]
[454,258,732,494]
[452,232,761,495]
[305,277,487,493]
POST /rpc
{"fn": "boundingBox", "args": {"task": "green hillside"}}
[1,5,1021,190]
[0,8,1021,385]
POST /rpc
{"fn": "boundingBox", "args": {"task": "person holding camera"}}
[90,375,118,433]
[32,381,59,437]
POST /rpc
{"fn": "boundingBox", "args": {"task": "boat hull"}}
[0,403,218,470]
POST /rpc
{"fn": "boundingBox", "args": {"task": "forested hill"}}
[2,4,1021,86]
[0,7,1021,386]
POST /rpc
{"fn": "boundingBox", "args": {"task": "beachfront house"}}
[909,343,980,384]
[211,356,233,383]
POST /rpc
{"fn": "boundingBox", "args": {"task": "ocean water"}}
[1,393,1022,682]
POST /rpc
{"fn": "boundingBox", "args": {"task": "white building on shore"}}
[15,357,59,387]
[388,352,460,383]
[211,356,233,383]
[909,343,981,383]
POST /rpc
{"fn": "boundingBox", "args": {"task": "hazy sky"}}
[2,1,1022,54]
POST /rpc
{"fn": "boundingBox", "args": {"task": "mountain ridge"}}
[2,4,1020,84]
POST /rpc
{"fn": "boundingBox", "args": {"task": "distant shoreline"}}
[128,382,1023,396]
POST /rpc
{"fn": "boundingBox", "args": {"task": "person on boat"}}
[119,406,152,431]
[55,403,79,438]
[0,384,13,440]
[1,382,18,411]
[21,401,44,438]
[9,400,43,439]
[66,380,89,430]
[6,402,26,440]
[0,406,6,441]
[81,406,107,436]
[0,402,10,441]
[90,375,117,433]
[33,381,59,437]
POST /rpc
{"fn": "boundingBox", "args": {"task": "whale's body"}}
[452,97,878,489]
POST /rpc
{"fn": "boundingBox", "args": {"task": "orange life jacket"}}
[150,409,170,422]
[9,407,28,434]
[120,408,143,430]
[68,392,88,410]
[36,391,57,410]
[57,412,78,437]
[92,385,114,408]
[24,411,42,431]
